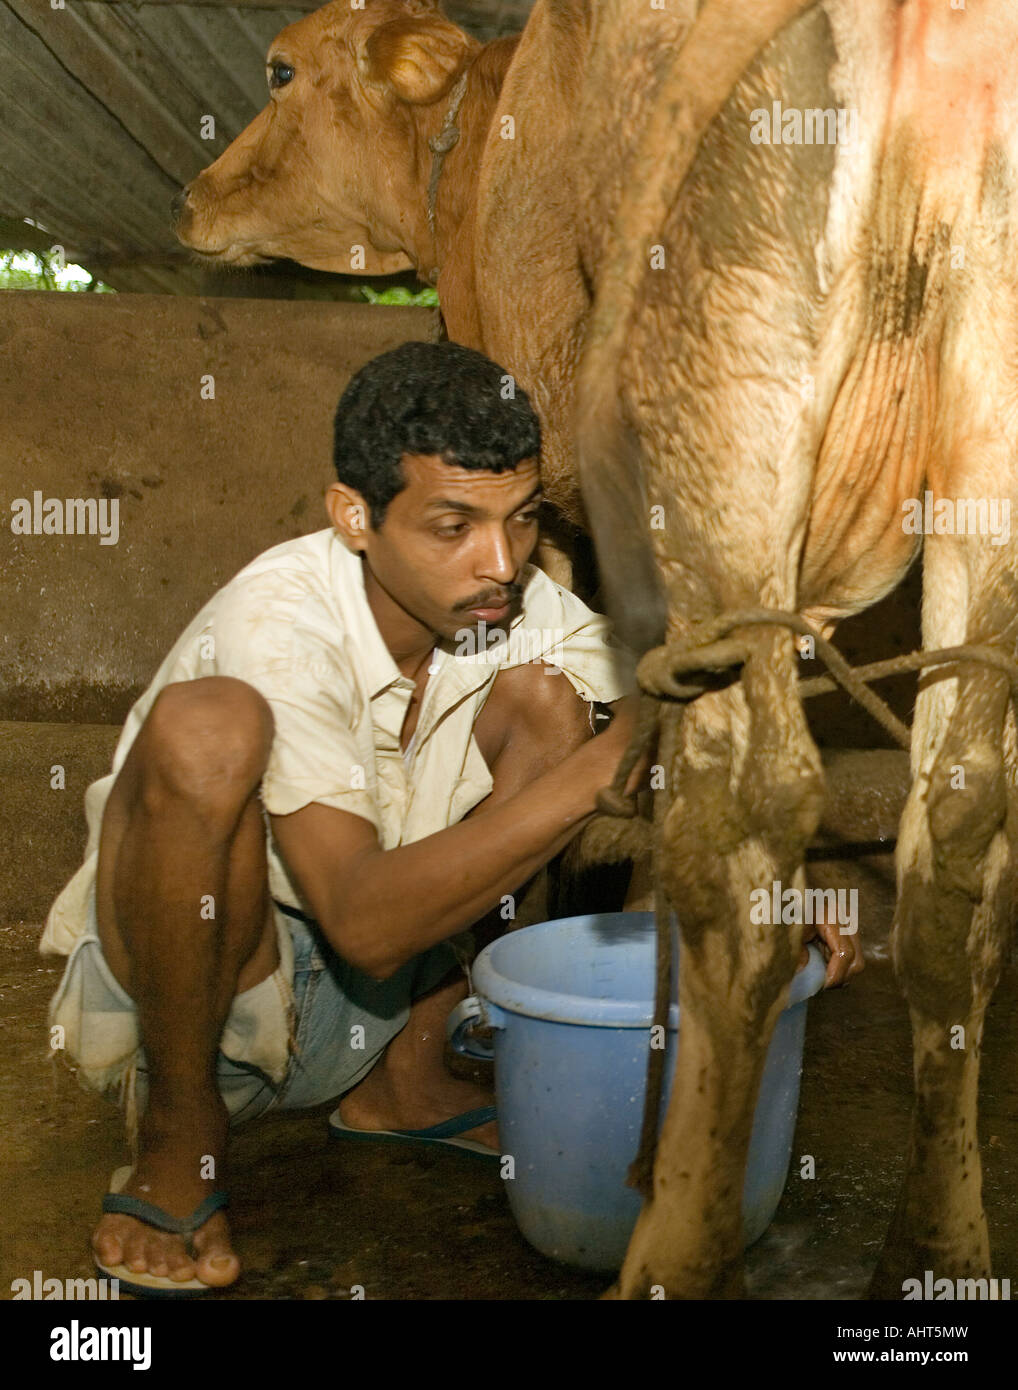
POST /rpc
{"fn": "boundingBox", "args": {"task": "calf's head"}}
[174,0,476,273]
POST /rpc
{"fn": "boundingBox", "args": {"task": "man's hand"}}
[588,693,655,802]
[802,908,865,988]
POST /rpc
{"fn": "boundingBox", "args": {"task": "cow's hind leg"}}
[870,519,1018,1296]
[615,628,825,1298]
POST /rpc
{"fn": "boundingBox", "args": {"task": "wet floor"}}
[2,915,1016,1300]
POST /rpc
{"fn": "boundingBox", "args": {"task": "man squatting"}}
[39,341,645,1293]
[41,341,861,1295]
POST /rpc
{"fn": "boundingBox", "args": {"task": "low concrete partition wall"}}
[1,291,435,919]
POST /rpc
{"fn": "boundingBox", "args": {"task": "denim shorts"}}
[48,886,462,1130]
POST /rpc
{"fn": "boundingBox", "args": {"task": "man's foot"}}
[92,1120,238,1290]
[336,1062,499,1153]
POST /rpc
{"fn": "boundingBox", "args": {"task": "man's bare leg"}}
[335,970,499,1147]
[337,665,595,1149]
[90,677,276,1288]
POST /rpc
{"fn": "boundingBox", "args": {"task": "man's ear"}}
[327,483,371,553]
[357,4,476,105]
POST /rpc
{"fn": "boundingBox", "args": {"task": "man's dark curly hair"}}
[333,340,542,527]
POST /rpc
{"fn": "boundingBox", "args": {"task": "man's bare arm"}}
[269,698,639,980]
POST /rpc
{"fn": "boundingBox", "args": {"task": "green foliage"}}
[0,250,114,292]
[358,284,439,307]
[0,249,440,300]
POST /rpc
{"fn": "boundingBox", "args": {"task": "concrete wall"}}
[1,291,437,723]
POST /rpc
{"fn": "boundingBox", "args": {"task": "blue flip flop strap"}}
[394,1105,496,1140]
[101,1190,229,1236]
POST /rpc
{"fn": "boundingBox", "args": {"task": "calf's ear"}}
[358,11,475,105]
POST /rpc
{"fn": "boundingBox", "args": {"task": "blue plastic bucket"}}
[447,912,825,1272]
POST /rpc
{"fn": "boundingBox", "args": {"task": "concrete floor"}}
[3,906,1016,1301]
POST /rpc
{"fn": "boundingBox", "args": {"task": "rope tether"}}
[596,606,1018,1196]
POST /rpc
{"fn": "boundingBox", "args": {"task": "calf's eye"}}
[269,62,294,89]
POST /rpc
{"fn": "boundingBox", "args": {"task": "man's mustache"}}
[455,582,524,612]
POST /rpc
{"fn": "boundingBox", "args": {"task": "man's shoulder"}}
[218,528,337,597]
[208,529,358,624]
[516,564,608,631]
[200,530,362,682]
[506,564,636,697]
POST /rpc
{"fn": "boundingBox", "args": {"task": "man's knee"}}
[132,677,274,809]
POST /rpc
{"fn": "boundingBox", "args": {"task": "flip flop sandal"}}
[328,1105,499,1160]
[95,1166,231,1298]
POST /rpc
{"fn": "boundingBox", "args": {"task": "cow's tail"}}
[574,0,817,652]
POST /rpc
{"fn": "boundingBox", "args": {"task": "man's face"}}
[345,453,543,645]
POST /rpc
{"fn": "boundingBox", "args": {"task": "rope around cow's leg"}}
[798,642,1018,706]
[602,617,1018,823]
[596,606,911,833]
[637,609,912,748]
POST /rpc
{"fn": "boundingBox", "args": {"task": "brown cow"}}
[174,1,590,557]
[174,1,513,297]
[571,0,1018,1299]
[177,0,1018,1302]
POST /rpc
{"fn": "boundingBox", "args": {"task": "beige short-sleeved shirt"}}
[41,528,636,957]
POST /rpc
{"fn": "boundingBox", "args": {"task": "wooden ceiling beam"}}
[68,0,534,31]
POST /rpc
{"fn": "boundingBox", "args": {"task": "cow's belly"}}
[799,0,1018,622]
[796,350,929,625]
